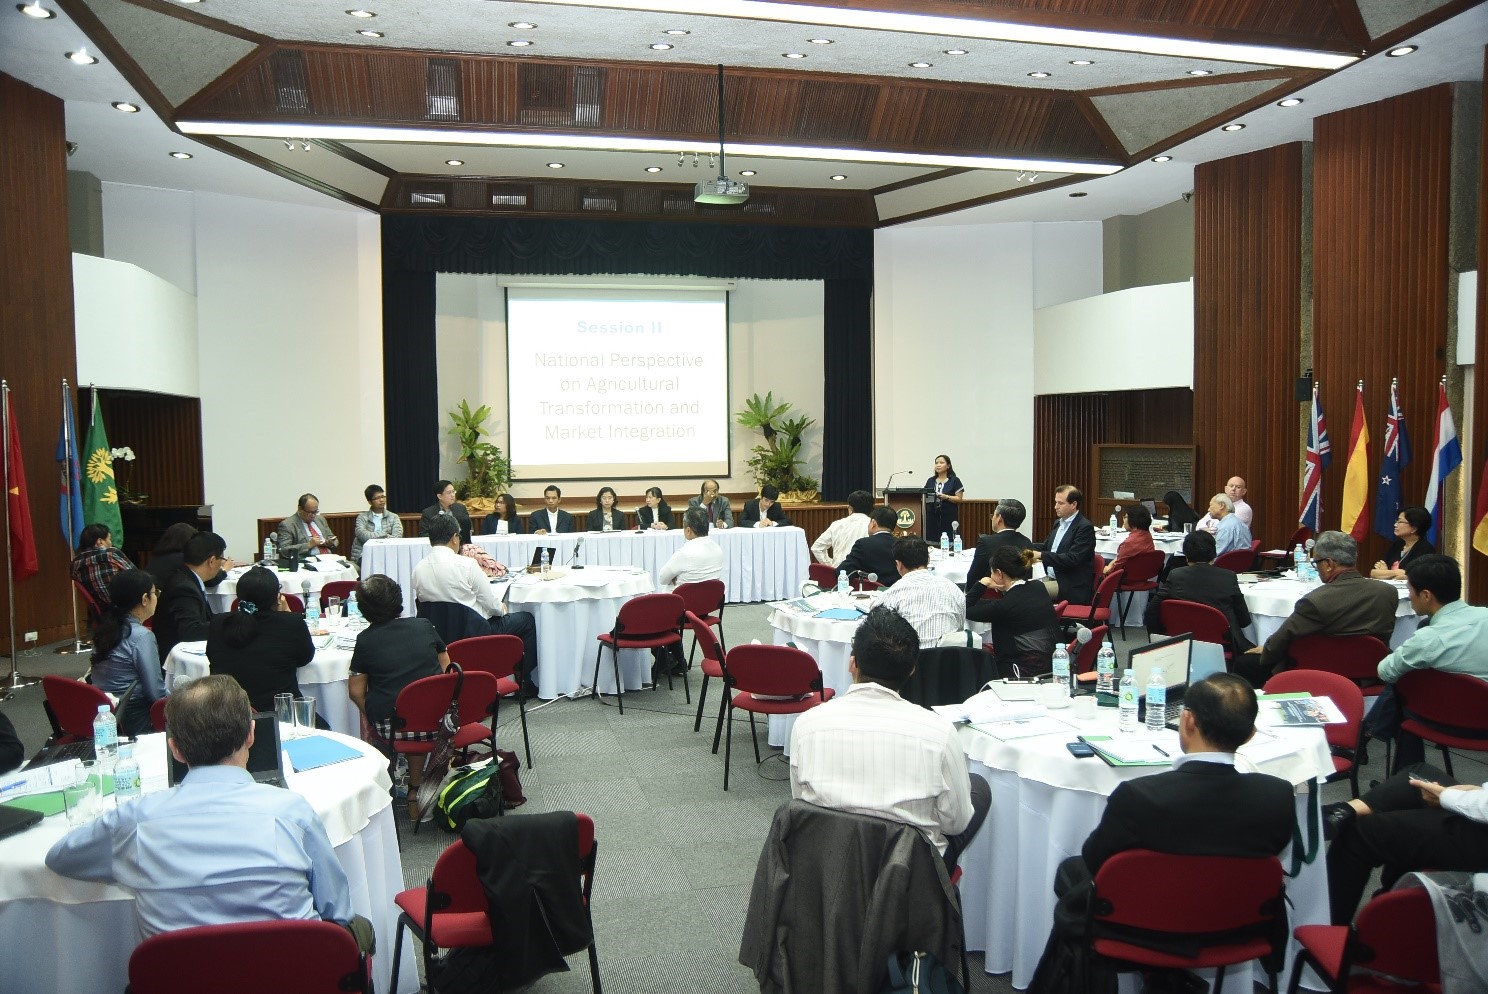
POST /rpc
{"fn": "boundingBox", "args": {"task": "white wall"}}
[1033,281,1194,395]
[1033,222,1104,309]
[101,183,198,295]
[73,253,199,397]
[434,275,824,499]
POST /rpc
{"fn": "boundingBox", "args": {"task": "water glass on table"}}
[325,596,343,626]
[274,693,296,738]
[63,761,100,827]
[294,696,317,737]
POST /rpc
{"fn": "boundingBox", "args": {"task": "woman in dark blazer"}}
[637,487,674,530]
[481,493,526,536]
[586,486,626,532]
[687,479,733,528]
[967,545,1059,677]
[923,454,964,545]
[1371,505,1434,580]
[206,565,318,720]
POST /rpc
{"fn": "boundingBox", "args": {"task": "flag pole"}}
[55,378,86,656]
[1,381,33,698]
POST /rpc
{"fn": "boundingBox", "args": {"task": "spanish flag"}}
[1340,382,1370,542]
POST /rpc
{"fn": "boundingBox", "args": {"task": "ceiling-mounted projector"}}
[695,175,750,205]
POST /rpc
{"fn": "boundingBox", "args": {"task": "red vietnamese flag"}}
[5,392,38,581]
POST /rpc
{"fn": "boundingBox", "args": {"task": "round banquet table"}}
[927,547,975,585]
[164,628,362,736]
[1240,576,1420,648]
[766,601,868,750]
[1093,530,1185,627]
[359,526,809,616]
[207,555,359,612]
[957,711,1334,991]
[504,566,656,699]
[0,729,414,994]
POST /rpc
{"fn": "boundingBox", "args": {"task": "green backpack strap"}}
[1287,780,1321,878]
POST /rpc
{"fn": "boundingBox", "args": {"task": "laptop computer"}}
[167,712,287,788]
[1127,633,1192,726]
[0,804,43,839]
[26,739,96,769]
[527,546,559,569]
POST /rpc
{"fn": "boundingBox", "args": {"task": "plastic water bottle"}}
[952,530,963,555]
[114,743,141,801]
[1146,666,1168,732]
[263,535,275,566]
[836,570,848,595]
[347,591,361,620]
[1117,670,1139,732]
[1293,543,1306,577]
[1096,640,1117,698]
[93,704,118,772]
[1051,644,1071,695]
[304,596,321,630]
[540,547,550,574]
[1109,513,1119,533]
[940,532,950,554]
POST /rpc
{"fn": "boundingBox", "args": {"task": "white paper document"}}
[1087,730,1181,763]
[970,715,1075,741]
[934,689,1046,724]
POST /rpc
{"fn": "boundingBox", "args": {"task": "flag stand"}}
[1,381,35,699]
[55,379,87,657]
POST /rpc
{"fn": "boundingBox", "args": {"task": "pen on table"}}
[1152,745,1169,757]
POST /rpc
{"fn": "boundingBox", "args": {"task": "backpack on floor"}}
[435,751,525,831]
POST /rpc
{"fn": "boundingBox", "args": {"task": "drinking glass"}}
[64,761,100,827]
[294,697,317,737]
[325,596,343,625]
[1183,523,1194,535]
[274,693,295,737]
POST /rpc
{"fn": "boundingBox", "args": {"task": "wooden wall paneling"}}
[0,73,82,648]
[1193,143,1304,552]
[90,391,206,509]
[1474,48,1488,605]
[1313,86,1454,570]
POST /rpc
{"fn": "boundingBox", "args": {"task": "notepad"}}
[283,736,362,773]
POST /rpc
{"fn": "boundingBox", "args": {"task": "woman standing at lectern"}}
[923,454,964,545]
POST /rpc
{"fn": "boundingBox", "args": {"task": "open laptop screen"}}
[1127,633,1192,701]
[167,712,285,787]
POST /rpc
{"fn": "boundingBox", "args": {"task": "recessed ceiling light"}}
[1187,68,1212,76]
[1387,45,1417,57]
[1069,191,1087,198]
[65,50,98,65]
[650,43,672,50]
[1027,70,1051,78]
[1151,154,1171,162]
[357,29,383,37]
[663,28,689,35]
[644,166,662,173]
[345,8,375,17]
[808,38,833,44]
[445,159,463,166]
[1069,59,1094,66]
[783,52,805,59]
[1221,123,1245,132]
[1277,97,1303,107]
[943,48,968,55]
[829,174,846,181]
[17,1,55,19]
[909,61,932,68]
[169,151,193,159]
[508,39,533,47]
[546,161,564,169]
[508,21,536,29]
[739,169,756,177]
[111,101,140,113]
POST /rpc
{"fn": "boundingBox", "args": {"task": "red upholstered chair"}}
[382,670,461,824]
[41,675,115,744]
[1213,546,1257,573]
[1397,669,1488,777]
[807,563,838,589]
[674,578,726,666]
[450,669,501,758]
[1287,635,1390,700]
[318,579,358,611]
[447,634,533,769]
[592,592,687,714]
[149,697,168,732]
[686,610,729,750]
[127,919,368,994]
[1264,669,1366,797]
[1090,850,1287,994]
[1067,624,1109,679]
[1259,527,1313,569]
[1159,600,1234,659]
[1286,887,1439,994]
[1057,568,1123,627]
[1113,550,1165,636]
[72,579,104,628]
[721,644,834,790]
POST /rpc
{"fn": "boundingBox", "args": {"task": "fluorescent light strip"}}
[518,0,1357,70]
[179,120,1123,174]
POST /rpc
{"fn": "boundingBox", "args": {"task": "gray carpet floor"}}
[4,603,1482,994]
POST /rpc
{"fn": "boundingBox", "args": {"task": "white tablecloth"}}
[504,566,656,699]
[207,556,358,612]
[1095,530,1184,561]
[164,631,361,737]
[360,527,809,614]
[1241,577,1420,648]
[957,712,1333,990]
[766,603,866,749]
[0,730,413,994]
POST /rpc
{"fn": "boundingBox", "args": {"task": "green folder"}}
[1077,735,1170,768]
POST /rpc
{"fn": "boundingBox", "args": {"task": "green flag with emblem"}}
[81,389,123,546]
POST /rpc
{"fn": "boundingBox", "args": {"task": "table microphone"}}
[569,535,585,569]
[1073,625,1094,648]
[847,570,877,590]
[300,579,312,612]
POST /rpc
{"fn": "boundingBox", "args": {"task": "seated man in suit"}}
[1144,529,1254,652]
[963,497,1033,611]
[155,531,228,663]
[837,506,900,588]
[740,484,793,528]
[419,479,473,546]
[1236,530,1398,687]
[529,485,576,535]
[70,523,132,608]
[1033,484,1096,605]
[412,517,538,685]
[810,489,873,567]
[275,493,339,557]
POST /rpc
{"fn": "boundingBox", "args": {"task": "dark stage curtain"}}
[381,216,873,500]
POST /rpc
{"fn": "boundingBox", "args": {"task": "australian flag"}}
[1373,379,1411,540]
[1299,384,1331,532]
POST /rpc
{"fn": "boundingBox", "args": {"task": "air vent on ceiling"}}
[426,58,460,120]
[490,183,530,207]
[661,191,695,214]
[581,187,621,212]
[574,67,602,127]
[270,50,309,113]
[409,190,447,205]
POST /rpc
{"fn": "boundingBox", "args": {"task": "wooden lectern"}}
[881,487,925,537]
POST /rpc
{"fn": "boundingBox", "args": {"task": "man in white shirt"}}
[658,507,723,590]
[790,607,989,868]
[1195,476,1253,531]
[412,517,537,682]
[810,490,873,567]
[876,537,966,646]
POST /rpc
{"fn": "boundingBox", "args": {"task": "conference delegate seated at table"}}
[638,487,674,530]
[658,507,723,590]
[481,493,526,536]
[810,489,872,568]
[420,479,473,546]
[586,486,626,532]
[1370,506,1435,580]
[205,565,317,720]
[967,546,1058,677]
[154,531,228,664]
[875,537,965,647]
[740,484,792,528]
[687,479,733,528]
[531,485,577,535]
[348,574,450,742]
[1103,504,1155,575]
[70,523,132,609]
[89,569,166,737]
[838,506,900,588]
[351,484,402,566]
[276,493,340,557]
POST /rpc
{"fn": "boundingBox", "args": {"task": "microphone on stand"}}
[846,570,878,591]
[568,536,585,568]
[300,579,312,615]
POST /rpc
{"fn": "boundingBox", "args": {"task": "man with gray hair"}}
[1237,530,1398,687]
[1206,493,1252,558]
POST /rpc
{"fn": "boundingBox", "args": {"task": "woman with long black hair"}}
[206,565,315,717]
[89,569,164,737]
